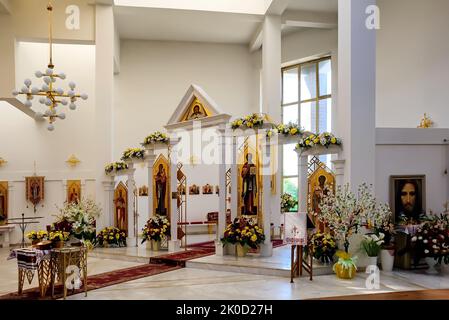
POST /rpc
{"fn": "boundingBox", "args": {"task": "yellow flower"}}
[314,138,319,144]
[237,120,243,126]
[116,234,120,239]
[250,235,257,242]
[331,137,337,144]
[305,140,310,146]
[290,128,298,135]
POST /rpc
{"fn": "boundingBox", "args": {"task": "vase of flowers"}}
[333,251,358,279]
[281,193,298,213]
[95,227,127,247]
[361,233,384,266]
[308,232,337,264]
[221,217,265,256]
[141,215,170,249]
[49,231,70,248]
[26,230,48,245]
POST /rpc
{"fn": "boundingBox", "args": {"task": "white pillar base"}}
[168,239,181,252]
[126,237,137,247]
[215,240,225,256]
[259,242,273,257]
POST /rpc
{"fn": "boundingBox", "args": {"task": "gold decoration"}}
[0,157,7,167]
[114,182,128,234]
[153,155,170,217]
[67,180,81,204]
[66,154,81,167]
[418,113,434,128]
[180,97,210,121]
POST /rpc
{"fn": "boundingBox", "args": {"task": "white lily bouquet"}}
[361,233,385,257]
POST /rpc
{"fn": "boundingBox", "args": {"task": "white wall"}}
[113,39,260,160]
[376,0,449,128]
[0,42,96,244]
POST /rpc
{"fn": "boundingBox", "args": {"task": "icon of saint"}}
[115,190,126,231]
[155,164,167,215]
[241,153,257,215]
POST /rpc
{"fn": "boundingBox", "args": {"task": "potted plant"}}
[333,251,358,279]
[281,193,298,213]
[26,230,48,245]
[375,222,396,272]
[308,232,338,264]
[221,217,265,257]
[361,233,385,266]
[95,227,127,247]
[49,231,70,248]
[141,215,170,251]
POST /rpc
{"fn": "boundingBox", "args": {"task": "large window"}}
[281,57,332,206]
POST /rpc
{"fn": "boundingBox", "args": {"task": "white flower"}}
[423,239,428,243]
[432,239,437,243]
[424,249,429,254]
[411,236,417,242]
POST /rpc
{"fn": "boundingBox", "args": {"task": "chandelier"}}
[12,1,88,131]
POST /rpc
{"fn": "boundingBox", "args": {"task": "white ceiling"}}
[287,0,338,13]
[115,6,263,43]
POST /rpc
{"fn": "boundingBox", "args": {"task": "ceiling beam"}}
[282,10,337,29]
[0,98,45,121]
[249,23,263,53]
[266,0,289,15]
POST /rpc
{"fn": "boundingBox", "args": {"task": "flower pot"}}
[440,263,449,275]
[236,244,248,257]
[146,241,152,250]
[225,243,236,255]
[52,240,64,249]
[425,257,439,275]
[151,240,160,251]
[380,249,395,272]
[334,263,357,279]
[367,256,378,267]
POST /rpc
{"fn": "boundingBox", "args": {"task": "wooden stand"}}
[290,245,313,283]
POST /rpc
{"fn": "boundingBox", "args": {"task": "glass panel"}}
[283,177,298,212]
[282,105,298,125]
[319,59,332,96]
[318,98,332,133]
[300,63,317,101]
[282,67,298,104]
[283,143,298,176]
[300,101,317,133]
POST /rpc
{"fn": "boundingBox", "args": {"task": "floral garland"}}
[95,227,127,247]
[142,131,169,146]
[267,123,304,138]
[141,215,170,243]
[121,148,146,161]
[281,193,298,213]
[105,161,129,174]
[296,132,342,151]
[231,113,264,130]
[221,217,265,249]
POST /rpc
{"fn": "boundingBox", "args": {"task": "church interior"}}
[0,0,449,301]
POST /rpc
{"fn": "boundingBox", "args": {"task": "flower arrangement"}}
[105,161,129,174]
[221,217,265,249]
[95,227,127,247]
[121,148,146,161]
[411,214,449,265]
[142,131,169,146]
[281,193,298,213]
[296,132,341,151]
[49,231,70,242]
[308,232,338,264]
[267,123,304,138]
[26,230,48,242]
[318,183,388,253]
[53,198,101,241]
[231,113,264,130]
[141,215,170,243]
[361,233,385,257]
[333,251,358,279]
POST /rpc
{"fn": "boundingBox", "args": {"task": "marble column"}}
[215,126,227,256]
[168,136,180,252]
[331,159,346,187]
[337,0,376,189]
[297,154,308,214]
[262,14,282,123]
[260,136,273,257]
[230,135,238,221]
[126,165,137,246]
[101,178,115,228]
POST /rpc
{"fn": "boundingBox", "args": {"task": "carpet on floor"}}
[315,289,449,300]
[0,263,181,300]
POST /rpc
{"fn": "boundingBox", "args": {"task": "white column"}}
[80,180,86,198]
[146,150,156,221]
[260,136,273,257]
[331,159,346,187]
[126,166,136,246]
[338,0,376,189]
[168,137,180,252]
[230,135,238,221]
[215,126,227,256]
[62,180,67,203]
[7,183,14,246]
[297,154,308,213]
[95,4,114,229]
[262,14,282,122]
[102,179,115,228]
